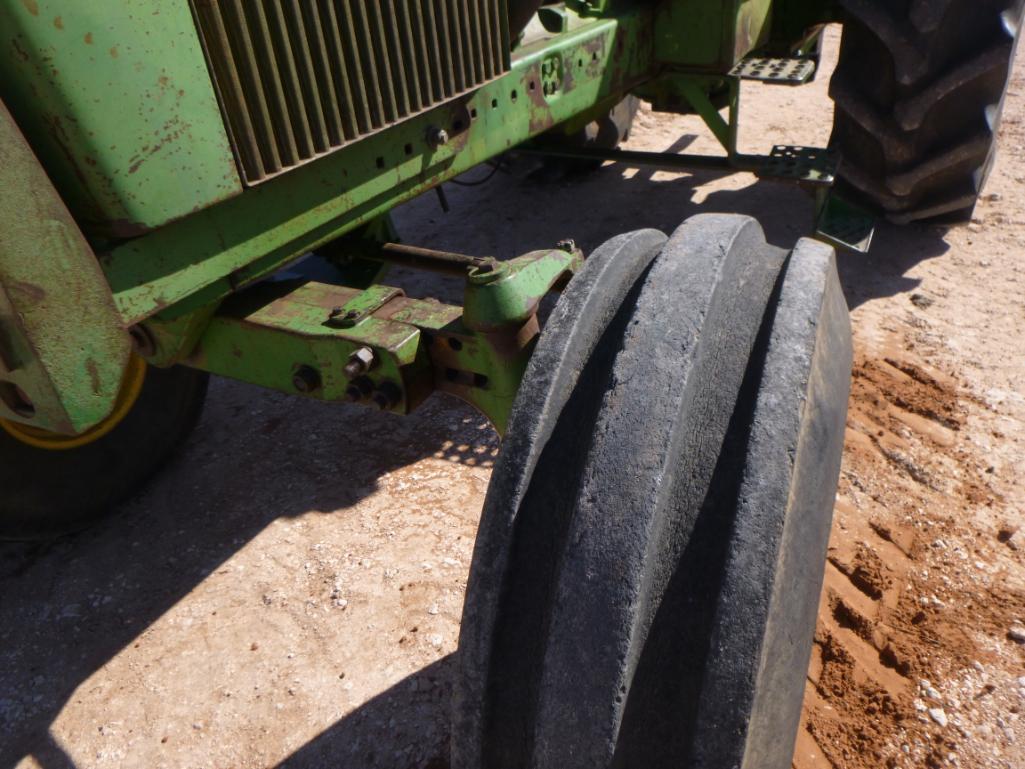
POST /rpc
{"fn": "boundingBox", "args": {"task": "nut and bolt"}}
[470,257,497,275]
[427,126,449,148]
[345,376,375,402]
[292,365,322,394]
[343,347,375,379]
[371,381,402,411]
[555,238,576,253]
[328,306,362,326]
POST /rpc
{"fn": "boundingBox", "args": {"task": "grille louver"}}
[191,0,510,184]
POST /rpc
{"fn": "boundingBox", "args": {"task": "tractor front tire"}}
[830,0,1023,223]
[0,364,209,540]
[454,214,853,769]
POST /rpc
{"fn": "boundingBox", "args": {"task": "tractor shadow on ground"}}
[277,656,456,769]
[0,152,951,769]
[397,151,951,312]
[0,384,496,769]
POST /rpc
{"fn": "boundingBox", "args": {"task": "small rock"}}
[987,192,1003,202]
[1018,676,1025,687]
[427,603,439,615]
[929,707,949,727]
[998,523,1019,544]
[910,293,934,309]
[1009,626,1025,644]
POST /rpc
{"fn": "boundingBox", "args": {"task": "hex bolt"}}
[292,365,321,394]
[343,347,375,379]
[371,381,402,411]
[348,376,375,402]
[427,126,449,148]
[470,257,499,275]
[555,238,576,253]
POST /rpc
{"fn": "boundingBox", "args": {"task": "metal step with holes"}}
[729,57,816,84]
[755,145,838,186]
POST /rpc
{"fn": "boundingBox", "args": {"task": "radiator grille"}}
[191,1,510,184]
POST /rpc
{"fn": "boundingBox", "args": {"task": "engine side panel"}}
[0,0,242,237]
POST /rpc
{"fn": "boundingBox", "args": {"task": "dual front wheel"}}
[455,216,852,768]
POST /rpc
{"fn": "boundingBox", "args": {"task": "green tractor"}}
[0,1,1018,766]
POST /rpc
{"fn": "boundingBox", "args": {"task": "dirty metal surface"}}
[0,0,241,236]
[0,97,129,434]
[101,11,651,327]
[178,247,580,433]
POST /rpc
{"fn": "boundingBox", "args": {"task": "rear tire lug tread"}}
[830,0,1020,223]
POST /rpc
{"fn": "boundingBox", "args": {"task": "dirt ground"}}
[2,26,1024,769]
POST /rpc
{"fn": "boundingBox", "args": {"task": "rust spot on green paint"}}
[53,16,63,29]
[110,46,118,58]
[21,0,38,16]
[85,359,101,395]
[9,281,47,305]
[84,32,93,45]
[11,38,29,62]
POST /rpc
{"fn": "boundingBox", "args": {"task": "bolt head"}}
[555,238,576,253]
[344,347,375,379]
[428,126,449,148]
[292,365,321,394]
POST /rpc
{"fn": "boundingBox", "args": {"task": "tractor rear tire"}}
[453,214,852,769]
[537,96,640,173]
[829,0,1023,223]
[0,364,209,540]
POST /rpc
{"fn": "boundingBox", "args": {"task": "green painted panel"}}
[101,13,653,324]
[0,0,241,237]
[655,0,773,69]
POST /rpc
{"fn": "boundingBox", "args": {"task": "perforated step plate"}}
[756,145,838,187]
[729,56,816,84]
